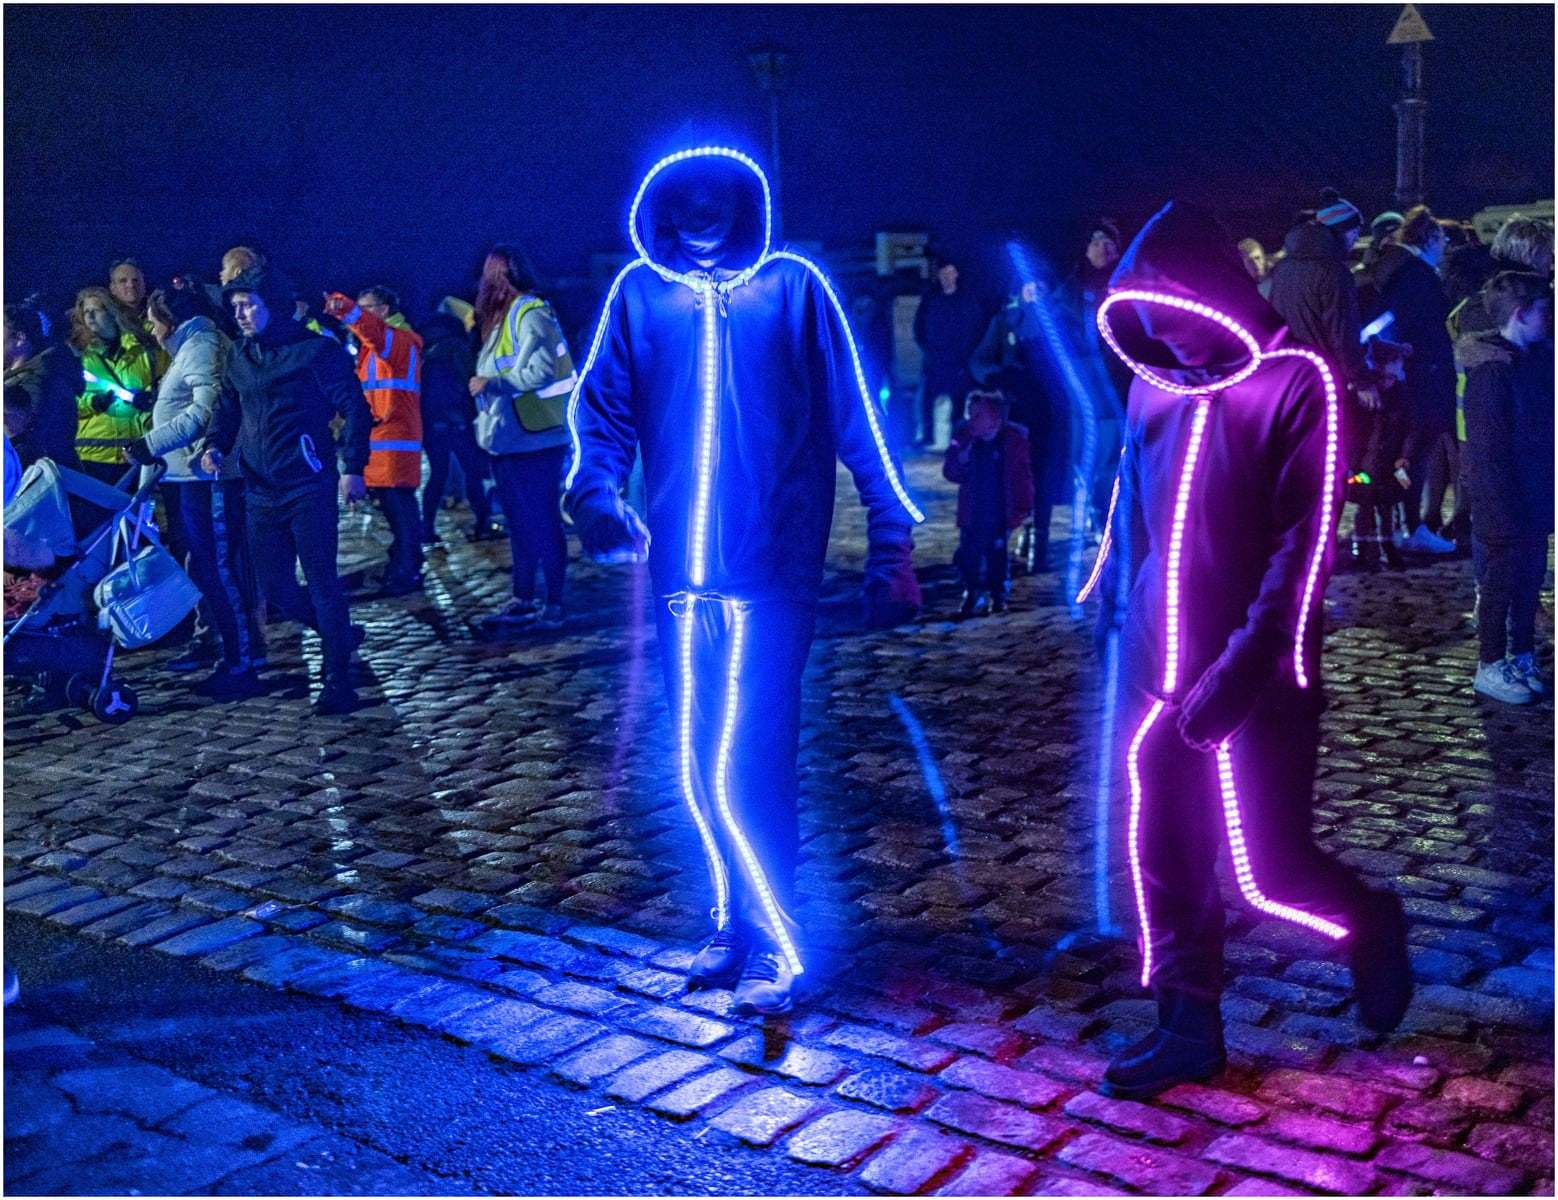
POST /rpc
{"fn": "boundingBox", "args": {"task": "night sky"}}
[5,4,1552,326]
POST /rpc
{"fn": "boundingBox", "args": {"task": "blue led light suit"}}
[567,149,922,970]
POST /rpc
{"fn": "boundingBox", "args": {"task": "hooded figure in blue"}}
[566,147,924,1015]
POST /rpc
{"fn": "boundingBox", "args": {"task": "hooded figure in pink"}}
[1083,201,1412,1099]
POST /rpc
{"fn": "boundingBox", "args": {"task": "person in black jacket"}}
[3,301,82,470]
[197,266,372,715]
[1463,272,1554,705]
[416,312,494,545]
[912,255,986,448]
[1371,207,1457,553]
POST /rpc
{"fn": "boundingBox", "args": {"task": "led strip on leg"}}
[676,597,731,928]
[713,603,804,976]
[1263,348,1341,690]
[1125,699,1166,987]
[1215,742,1348,940]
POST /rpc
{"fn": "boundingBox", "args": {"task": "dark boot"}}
[313,676,358,716]
[1350,889,1412,1034]
[687,926,747,990]
[1102,991,1225,1100]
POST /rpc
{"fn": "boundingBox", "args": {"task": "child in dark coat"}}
[1462,271,1555,704]
[943,390,1034,616]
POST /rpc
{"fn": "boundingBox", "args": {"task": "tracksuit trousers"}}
[1127,683,1373,1002]
[655,594,814,966]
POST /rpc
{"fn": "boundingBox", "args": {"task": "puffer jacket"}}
[141,317,236,483]
[74,333,167,465]
[1094,201,1343,704]
[567,148,922,602]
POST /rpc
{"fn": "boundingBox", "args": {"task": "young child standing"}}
[1463,271,1554,704]
[943,390,1034,616]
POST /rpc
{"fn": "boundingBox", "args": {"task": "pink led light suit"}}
[1091,202,1372,1001]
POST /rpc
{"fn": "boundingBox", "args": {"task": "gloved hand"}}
[863,519,921,628]
[571,488,650,565]
[1176,653,1268,752]
[322,292,356,319]
[124,438,157,467]
[128,389,155,413]
[90,390,116,414]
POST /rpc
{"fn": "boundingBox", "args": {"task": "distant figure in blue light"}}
[565,147,923,1016]
[913,254,985,450]
[942,389,1033,616]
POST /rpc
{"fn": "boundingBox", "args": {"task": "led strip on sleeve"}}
[1262,347,1341,690]
[563,258,647,493]
[769,250,925,525]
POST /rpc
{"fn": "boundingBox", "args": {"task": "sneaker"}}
[466,523,504,543]
[194,662,265,701]
[421,533,445,551]
[536,604,565,630]
[1509,653,1549,697]
[313,679,358,716]
[167,637,219,672]
[1474,659,1535,705]
[1401,524,1456,555]
[687,926,748,990]
[990,588,1008,614]
[732,947,795,1016]
[1383,540,1407,572]
[483,599,541,626]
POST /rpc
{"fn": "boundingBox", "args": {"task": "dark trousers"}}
[1126,684,1372,1001]
[247,483,353,681]
[921,369,971,443]
[1474,536,1548,663]
[370,486,423,583]
[1401,424,1452,532]
[77,459,128,488]
[655,595,813,946]
[175,480,257,667]
[956,525,1009,593]
[490,446,567,606]
[421,425,492,537]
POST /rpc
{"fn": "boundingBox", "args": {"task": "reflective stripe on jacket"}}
[341,308,424,488]
[74,333,167,464]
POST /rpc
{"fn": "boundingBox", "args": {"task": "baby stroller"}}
[4,459,200,724]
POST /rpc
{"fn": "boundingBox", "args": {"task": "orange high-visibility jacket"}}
[341,306,424,488]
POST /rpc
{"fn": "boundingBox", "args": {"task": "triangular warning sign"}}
[1388,4,1434,44]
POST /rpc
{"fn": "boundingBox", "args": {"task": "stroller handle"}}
[119,460,168,506]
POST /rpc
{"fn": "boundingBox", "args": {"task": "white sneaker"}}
[1509,653,1549,696]
[1474,659,1535,705]
[1402,524,1456,554]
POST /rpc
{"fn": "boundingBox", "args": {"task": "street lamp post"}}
[1387,4,1434,209]
[746,45,792,240]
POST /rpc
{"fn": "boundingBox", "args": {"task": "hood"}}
[1102,200,1285,389]
[222,266,301,339]
[629,147,771,285]
[1281,220,1346,263]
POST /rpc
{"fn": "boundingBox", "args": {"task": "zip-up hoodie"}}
[566,148,922,603]
[200,268,372,495]
[1094,201,1342,712]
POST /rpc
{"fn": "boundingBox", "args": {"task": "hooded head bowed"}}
[1100,201,1285,393]
[630,147,772,286]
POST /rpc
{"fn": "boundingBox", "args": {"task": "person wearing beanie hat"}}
[196,264,373,715]
[1314,188,1363,236]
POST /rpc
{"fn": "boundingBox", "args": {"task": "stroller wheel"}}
[65,674,95,709]
[91,683,138,725]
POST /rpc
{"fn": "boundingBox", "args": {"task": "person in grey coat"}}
[126,284,262,699]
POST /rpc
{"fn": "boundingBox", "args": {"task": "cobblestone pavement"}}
[5,455,1553,1196]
